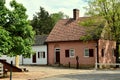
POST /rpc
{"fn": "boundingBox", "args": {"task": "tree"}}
[0,0,35,57]
[31,7,54,35]
[31,7,69,35]
[0,27,12,56]
[0,0,9,26]
[82,0,120,63]
[79,17,105,41]
[50,11,69,26]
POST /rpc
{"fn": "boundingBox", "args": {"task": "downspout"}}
[116,42,119,68]
[95,40,99,69]
[96,40,99,66]
[47,43,49,65]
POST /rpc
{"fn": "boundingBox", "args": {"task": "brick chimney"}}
[73,9,79,20]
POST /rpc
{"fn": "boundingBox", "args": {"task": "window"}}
[43,52,45,58]
[38,52,40,58]
[101,49,105,57]
[69,49,75,57]
[84,48,94,57]
[38,51,45,58]
[65,49,75,58]
[89,49,94,57]
[84,48,89,57]
[65,50,69,57]
[112,48,116,56]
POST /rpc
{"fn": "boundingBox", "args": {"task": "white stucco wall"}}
[23,45,47,65]
[0,45,47,65]
[0,55,22,65]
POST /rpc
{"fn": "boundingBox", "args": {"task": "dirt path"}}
[1,66,93,80]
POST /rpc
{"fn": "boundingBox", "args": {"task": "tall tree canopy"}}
[0,0,35,57]
[82,0,120,62]
[31,7,69,35]
[0,27,12,55]
[31,7,54,35]
[84,0,120,40]
[50,11,69,26]
[79,17,105,41]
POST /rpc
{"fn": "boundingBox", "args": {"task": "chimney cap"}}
[73,9,79,11]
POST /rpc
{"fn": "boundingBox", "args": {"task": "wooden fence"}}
[95,63,120,69]
[0,63,3,77]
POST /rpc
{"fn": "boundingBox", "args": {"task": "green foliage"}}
[85,0,120,41]
[80,19,94,27]
[0,26,12,56]
[0,0,9,26]
[31,7,54,35]
[84,0,120,60]
[0,0,35,57]
[79,17,104,41]
[50,12,69,26]
[31,7,69,35]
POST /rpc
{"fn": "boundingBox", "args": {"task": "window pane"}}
[84,49,89,57]
[70,49,75,57]
[71,52,74,56]
[40,52,42,58]
[112,48,116,56]
[38,52,45,58]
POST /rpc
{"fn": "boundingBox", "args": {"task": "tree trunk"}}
[15,55,19,67]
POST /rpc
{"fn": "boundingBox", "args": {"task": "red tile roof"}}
[46,18,87,42]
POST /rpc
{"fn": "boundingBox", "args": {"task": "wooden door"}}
[56,51,60,63]
[32,54,36,63]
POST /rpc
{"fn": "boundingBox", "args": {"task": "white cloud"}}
[5,0,88,20]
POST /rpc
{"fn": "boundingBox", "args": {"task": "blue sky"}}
[6,0,88,20]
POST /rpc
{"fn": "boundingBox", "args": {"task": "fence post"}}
[68,62,70,68]
[10,61,13,80]
[76,56,79,69]
[95,62,98,70]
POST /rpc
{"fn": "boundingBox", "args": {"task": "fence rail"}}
[95,63,120,69]
[0,63,3,77]
[97,63,120,66]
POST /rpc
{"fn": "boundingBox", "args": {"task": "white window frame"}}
[54,48,60,63]
[69,49,75,58]
[38,51,45,58]
[84,48,89,57]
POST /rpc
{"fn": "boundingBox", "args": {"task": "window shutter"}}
[114,49,116,56]
[101,49,104,57]
[38,52,40,58]
[43,52,45,58]
[65,50,69,57]
[89,49,94,57]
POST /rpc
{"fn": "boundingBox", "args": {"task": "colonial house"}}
[22,35,47,65]
[0,35,47,65]
[46,9,116,68]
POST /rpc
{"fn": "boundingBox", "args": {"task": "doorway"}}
[55,48,60,64]
[32,53,36,63]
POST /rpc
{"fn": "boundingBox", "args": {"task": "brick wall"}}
[98,39,116,64]
[48,41,97,68]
